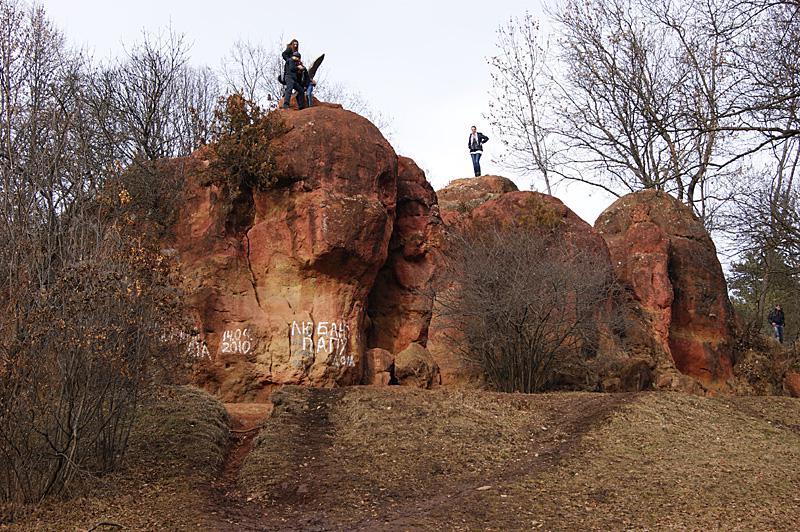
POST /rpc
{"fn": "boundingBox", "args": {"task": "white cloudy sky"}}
[40,0,616,224]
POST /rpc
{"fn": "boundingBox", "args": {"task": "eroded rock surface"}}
[428,179,642,389]
[168,107,397,400]
[595,190,736,392]
[366,156,444,357]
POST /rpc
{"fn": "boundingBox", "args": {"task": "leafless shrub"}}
[87,26,220,163]
[220,38,283,110]
[435,225,623,393]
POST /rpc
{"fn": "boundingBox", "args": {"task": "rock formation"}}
[427,179,646,389]
[167,106,398,400]
[435,175,518,226]
[595,190,737,392]
[366,156,444,357]
[162,104,742,399]
[163,106,446,400]
[786,372,800,398]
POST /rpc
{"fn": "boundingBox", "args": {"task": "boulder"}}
[362,348,395,386]
[428,182,627,388]
[595,190,736,392]
[167,106,397,400]
[394,343,440,389]
[435,175,518,225]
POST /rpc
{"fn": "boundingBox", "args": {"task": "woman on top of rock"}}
[282,39,299,62]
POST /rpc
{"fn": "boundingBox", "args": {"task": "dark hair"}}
[471,125,477,128]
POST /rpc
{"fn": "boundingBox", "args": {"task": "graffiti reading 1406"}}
[290,320,354,367]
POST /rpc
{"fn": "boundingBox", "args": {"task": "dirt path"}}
[347,393,635,531]
[203,402,274,531]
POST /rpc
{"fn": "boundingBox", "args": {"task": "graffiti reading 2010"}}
[290,320,354,367]
[221,328,252,355]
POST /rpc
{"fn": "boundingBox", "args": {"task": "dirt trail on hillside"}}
[234,387,633,531]
[203,402,274,531]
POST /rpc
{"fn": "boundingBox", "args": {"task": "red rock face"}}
[168,107,397,400]
[785,372,800,398]
[435,175,518,226]
[366,157,444,357]
[595,190,736,391]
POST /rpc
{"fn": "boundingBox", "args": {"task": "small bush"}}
[109,157,187,233]
[208,93,288,193]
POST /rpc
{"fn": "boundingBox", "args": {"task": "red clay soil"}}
[202,402,274,531]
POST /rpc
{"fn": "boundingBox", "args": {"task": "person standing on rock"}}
[283,51,307,109]
[768,304,785,343]
[297,57,316,107]
[468,126,489,177]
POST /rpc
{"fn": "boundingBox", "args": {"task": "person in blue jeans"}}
[768,304,785,343]
[297,59,316,107]
[468,126,489,176]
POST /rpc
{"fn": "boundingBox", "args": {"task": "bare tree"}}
[486,11,554,193]
[435,225,621,393]
[0,1,188,503]
[220,38,284,110]
[550,0,741,217]
[724,135,800,331]
[89,27,196,162]
[177,65,221,152]
[707,0,800,169]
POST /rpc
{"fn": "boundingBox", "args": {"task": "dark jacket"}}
[298,66,312,89]
[468,132,489,152]
[284,57,302,84]
[282,46,295,62]
[769,308,785,326]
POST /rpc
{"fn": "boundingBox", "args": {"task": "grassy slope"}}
[241,387,800,531]
[4,385,799,531]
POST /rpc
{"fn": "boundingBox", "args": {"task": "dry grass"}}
[504,393,800,531]
[239,386,630,530]
[2,385,799,531]
[240,386,800,531]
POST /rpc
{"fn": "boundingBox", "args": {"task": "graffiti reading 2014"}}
[221,328,252,355]
[290,320,354,367]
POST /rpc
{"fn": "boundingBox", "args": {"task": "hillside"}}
[5,386,798,531]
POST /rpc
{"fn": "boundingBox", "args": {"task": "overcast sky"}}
[40,0,615,224]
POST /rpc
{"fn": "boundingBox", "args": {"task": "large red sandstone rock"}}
[168,106,397,400]
[595,190,736,392]
[362,348,395,386]
[366,156,444,358]
[435,175,518,226]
